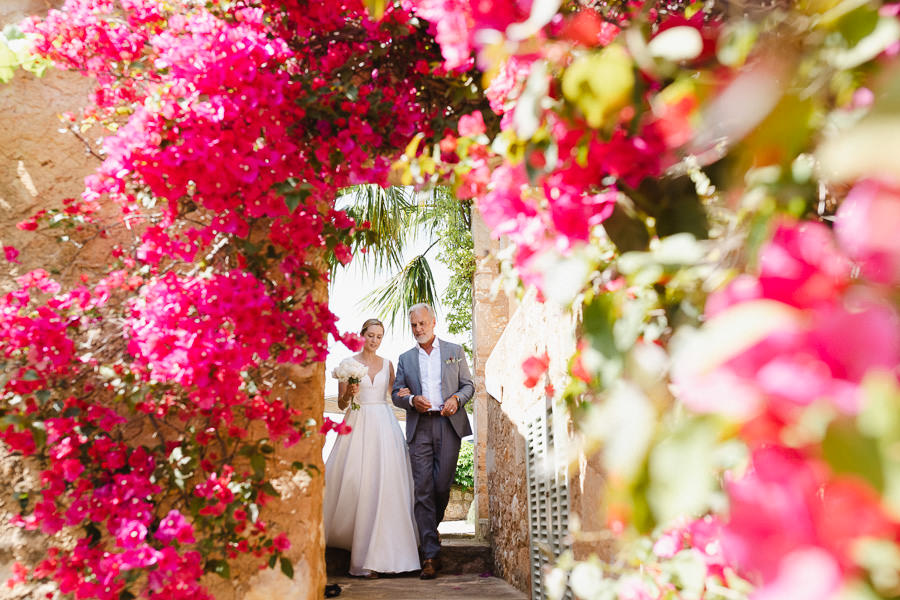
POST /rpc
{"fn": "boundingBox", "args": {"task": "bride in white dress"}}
[323,318,420,577]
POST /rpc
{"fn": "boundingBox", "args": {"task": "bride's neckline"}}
[353,355,384,385]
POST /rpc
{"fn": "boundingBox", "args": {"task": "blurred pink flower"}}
[751,547,842,600]
[757,221,850,309]
[835,179,900,285]
[722,446,821,581]
[457,110,486,137]
[724,445,896,595]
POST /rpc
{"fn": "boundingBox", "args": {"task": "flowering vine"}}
[397,0,900,598]
[1,0,487,597]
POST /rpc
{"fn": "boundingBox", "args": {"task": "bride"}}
[323,318,420,577]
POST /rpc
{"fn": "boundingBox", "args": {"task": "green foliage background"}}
[454,440,475,490]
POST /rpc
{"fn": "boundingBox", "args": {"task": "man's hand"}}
[441,396,459,417]
[412,395,431,413]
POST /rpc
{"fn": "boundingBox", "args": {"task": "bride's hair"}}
[360,318,384,335]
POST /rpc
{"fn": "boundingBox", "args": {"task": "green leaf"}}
[838,5,879,47]
[284,193,302,213]
[0,41,17,84]
[21,370,40,381]
[250,453,266,480]
[85,522,102,547]
[647,417,719,526]
[30,421,47,450]
[823,418,884,492]
[581,294,625,388]
[261,481,281,498]
[268,553,278,568]
[858,373,900,442]
[561,45,635,129]
[853,538,900,596]
[280,556,294,579]
[657,194,709,240]
[364,0,386,19]
[601,203,650,253]
[668,549,707,597]
[205,559,231,579]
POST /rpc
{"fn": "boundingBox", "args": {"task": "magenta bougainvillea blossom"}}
[2,0,482,596]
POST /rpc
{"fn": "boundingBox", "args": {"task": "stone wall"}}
[470,211,510,537]
[0,3,328,597]
[208,359,327,600]
[483,289,580,595]
[0,4,99,597]
[444,484,475,521]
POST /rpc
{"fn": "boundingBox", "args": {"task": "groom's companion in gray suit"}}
[392,303,474,580]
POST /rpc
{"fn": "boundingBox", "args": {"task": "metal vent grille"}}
[526,402,571,600]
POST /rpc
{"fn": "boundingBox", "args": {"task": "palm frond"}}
[408,187,470,235]
[361,254,439,329]
[339,185,420,274]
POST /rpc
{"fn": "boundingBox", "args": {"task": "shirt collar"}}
[418,337,439,352]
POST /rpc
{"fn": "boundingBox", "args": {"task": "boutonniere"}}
[444,356,462,365]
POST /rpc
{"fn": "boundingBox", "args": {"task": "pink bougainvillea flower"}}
[722,445,821,581]
[560,9,621,47]
[522,351,550,388]
[750,547,842,600]
[484,55,536,115]
[156,509,196,544]
[723,444,895,596]
[273,532,291,551]
[340,332,364,351]
[120,546,163,570]
[476,164,536,236]
[3,246,19,263]
[757,220,851,309]
[835,178,900,285]
[116,520,149,549]
[542,172,616,242]
[457,110,486,137]
[652,529,683,558]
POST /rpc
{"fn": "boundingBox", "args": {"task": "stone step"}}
[327,573,527,599]
[326,538,493,577]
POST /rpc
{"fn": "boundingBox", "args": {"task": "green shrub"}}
[454,440,474,490]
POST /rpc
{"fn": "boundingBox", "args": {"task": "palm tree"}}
[334,184,473,332]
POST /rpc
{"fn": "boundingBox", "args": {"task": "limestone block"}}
[1,0,64,24]
[470,210,510,525]
[482,288,580,596]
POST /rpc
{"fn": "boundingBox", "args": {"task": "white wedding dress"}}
[323,358,420,576]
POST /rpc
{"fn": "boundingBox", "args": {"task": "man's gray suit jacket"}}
[391,338,474,442]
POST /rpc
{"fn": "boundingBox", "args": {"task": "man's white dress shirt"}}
[417,338,443,411]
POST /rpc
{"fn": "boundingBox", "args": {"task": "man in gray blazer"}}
[392,303,474,579]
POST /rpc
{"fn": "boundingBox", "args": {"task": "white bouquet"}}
[331,358,368,410]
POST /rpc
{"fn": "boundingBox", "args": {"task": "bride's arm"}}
[388,362,396,396]
[337,381,357,411]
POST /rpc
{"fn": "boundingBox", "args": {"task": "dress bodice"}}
[354,358,390,406]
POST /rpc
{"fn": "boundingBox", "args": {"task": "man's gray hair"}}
[408,303,435,319]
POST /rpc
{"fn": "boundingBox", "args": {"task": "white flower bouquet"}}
[331,358,368,410]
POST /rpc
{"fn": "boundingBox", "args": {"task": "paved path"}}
[327,573,527,599]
